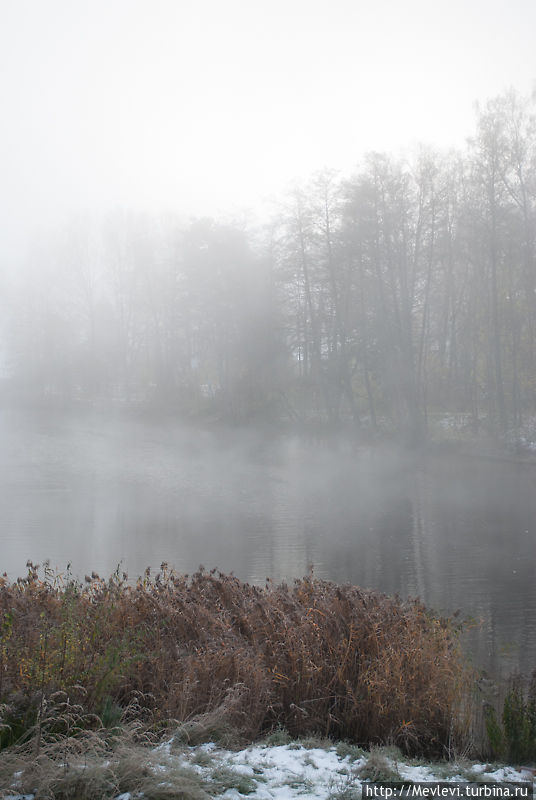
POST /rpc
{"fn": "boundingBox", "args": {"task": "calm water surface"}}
[2,407,535,675]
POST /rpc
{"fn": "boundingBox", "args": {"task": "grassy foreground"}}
[3,735,533,800]
[0,564,469,759]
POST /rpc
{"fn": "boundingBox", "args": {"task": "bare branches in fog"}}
[3,90,536,443]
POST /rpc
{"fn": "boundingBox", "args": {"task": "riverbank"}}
[3,565,536,798]
[0,565,467,758]
[3,737,534,799]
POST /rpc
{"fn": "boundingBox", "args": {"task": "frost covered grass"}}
[1,564,469,759]
[2,737,534,800]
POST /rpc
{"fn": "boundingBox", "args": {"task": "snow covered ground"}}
[5,740,535,800]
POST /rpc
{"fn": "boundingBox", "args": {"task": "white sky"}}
[1,0,535,259]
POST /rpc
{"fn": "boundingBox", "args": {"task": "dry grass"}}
[0,726,225,799]
[357,745,402,782]
[0,563,470,759]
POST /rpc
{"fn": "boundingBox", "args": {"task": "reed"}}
[0,562,470,757]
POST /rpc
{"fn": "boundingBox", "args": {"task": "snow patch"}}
[3,743,534,800]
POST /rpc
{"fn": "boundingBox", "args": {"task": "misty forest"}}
[3,85,536,788]
[4,90,536,447]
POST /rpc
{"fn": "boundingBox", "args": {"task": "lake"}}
[1,406,535,676]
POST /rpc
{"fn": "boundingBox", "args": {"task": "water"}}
[1,407,535,675]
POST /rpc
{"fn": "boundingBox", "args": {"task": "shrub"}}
[483,672,536,763]
[502,674,536,763]
[484,704,504,759]
[0,563,469,757]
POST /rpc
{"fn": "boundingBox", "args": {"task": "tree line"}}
[4,89,536,443]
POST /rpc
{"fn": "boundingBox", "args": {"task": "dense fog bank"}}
[3,90,536,446]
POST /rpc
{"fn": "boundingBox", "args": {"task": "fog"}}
[2,1,536,675]
[2,0,536,257]
[2,407,536,676]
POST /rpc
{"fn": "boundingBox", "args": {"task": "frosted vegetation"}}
[0,565,467,757]
[2,739,534,800]
[2,563,536,797]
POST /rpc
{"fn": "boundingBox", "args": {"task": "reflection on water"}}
[1,407,535,675]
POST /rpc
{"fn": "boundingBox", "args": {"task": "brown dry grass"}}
[0,563,470,758]
[0,725,222,799]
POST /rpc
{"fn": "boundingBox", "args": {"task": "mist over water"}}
[2,2,536,706]
[2,406,535,676]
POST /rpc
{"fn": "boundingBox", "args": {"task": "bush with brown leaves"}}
[0,563,470,757]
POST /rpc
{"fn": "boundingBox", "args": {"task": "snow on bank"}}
[4,741,535,800]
